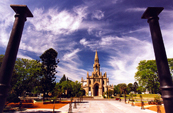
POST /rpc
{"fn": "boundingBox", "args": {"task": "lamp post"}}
[142,7,173,113]
[0,5,33,112]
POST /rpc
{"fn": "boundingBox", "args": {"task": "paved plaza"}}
[23,100,157,113]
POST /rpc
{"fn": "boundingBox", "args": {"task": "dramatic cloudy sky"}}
[1,0,173,85]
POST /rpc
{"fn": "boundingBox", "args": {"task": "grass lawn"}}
[134,94,161,98]
[119,94,161,102]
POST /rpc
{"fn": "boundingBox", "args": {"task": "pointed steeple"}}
[94,50,99,63]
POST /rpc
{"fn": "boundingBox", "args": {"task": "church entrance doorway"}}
[82,89,86,96]
[94,83,99,96]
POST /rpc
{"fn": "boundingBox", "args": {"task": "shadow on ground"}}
[4,110,62,113]
[6,103,39,108]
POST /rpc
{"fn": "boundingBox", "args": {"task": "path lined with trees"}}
[2,48,173,112]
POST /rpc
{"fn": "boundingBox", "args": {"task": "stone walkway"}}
[14,100,157,113]
[58,100,156,113]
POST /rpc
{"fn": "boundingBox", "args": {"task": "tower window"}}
[103,81,104,84]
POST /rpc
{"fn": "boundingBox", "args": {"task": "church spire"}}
[94,50,99,63]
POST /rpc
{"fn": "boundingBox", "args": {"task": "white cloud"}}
[80,35,155,84]
[87,26,108,37]
[0,1,14,48]
[81,21,106,30]
[162,9,173,19]
[19,26,56,54]
[92,10,104,20]
[79,38,98,50]
[0,29,10,47]
[15,5,89,55]
[123,27,150,34]
[63,48,81,61]
[73,5,88,19]
[29,5,88,35]
[104,37,154,84]
[79,38,88,47]
[161,28,173,58]
[87,27,93,35]
[0,3,88,83]
[149,9,173,59]
[17,51,33,60]
[125,7,146,12]
[56,48,87,81]
[57,65,87,82]
[112,0,118,4]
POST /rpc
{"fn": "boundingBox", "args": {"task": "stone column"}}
[142,7,173,113]
[105,86,107,92]
[91,78,94,96]
[0,5,33,112]
[86,78,89,95]
[99,88,102,96]
[99,78,103,96]
[105,79,107,92]
[87,78,89,85]
[91,87,94,96]
[86,87,88,96]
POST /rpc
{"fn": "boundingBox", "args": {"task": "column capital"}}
[141,7,163,19]
[10,5,33,17]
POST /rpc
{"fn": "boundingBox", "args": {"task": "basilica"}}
[81,50,113,97]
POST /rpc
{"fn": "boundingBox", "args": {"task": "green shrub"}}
[6,93,20,103]
[154,95,161,102]
[102,94,106,98]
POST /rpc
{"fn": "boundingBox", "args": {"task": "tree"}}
[59,74,66,83]
[135,60,160,94]
[105,90,114,98]
[0,54,4,67]
[39,48,59,101]
[137,86,145,94]
[53,80,82,100]
[133,82,138,94]
[118,83,127,103]
[127,83,133,94]
[0,57,42,105]
[60,81,71,97]
[114,85,120,95]
[11,58,42,96]
[0,54,42,104]
[70,81,82,97]
[53,83,63,100]
[168,58,173,75]
[53,75,74,99]
[117,83,127,95]
[6,70,20,104]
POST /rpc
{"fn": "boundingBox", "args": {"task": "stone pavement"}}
[13,100,157,113]
[58,100,157,113]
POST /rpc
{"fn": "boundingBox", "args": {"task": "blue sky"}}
[1,0,173,85]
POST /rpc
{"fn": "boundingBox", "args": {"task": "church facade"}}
[81,51,113,97]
